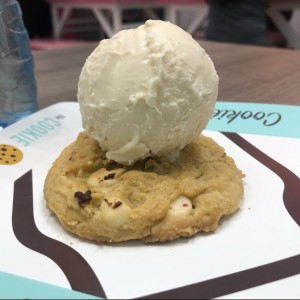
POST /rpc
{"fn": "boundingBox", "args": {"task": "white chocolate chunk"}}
[87,168,125,187]
[169,196,193,217]
[100,199,130,228]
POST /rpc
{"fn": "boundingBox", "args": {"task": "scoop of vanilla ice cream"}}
[78,20,219,165]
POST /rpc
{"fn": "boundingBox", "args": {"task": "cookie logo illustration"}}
[0,144,23,165]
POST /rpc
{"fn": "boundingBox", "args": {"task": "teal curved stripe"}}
[0,271,100,299]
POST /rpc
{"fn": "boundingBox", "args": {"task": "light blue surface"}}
[207,102,300,138]
[0,271,101,299]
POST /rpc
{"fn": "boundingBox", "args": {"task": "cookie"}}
[0,144,23,165]
[44,132,244,243]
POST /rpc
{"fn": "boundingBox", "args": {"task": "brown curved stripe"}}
[140,132,300,299]
[12,170,106,298]
[140,255,300,299]
[223,132,300,227]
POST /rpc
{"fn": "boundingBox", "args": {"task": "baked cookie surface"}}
[44,132,244,243]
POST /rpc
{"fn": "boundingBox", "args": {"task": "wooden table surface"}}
[33,40,300,109]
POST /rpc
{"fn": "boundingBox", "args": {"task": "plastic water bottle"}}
[0,0,38,130]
